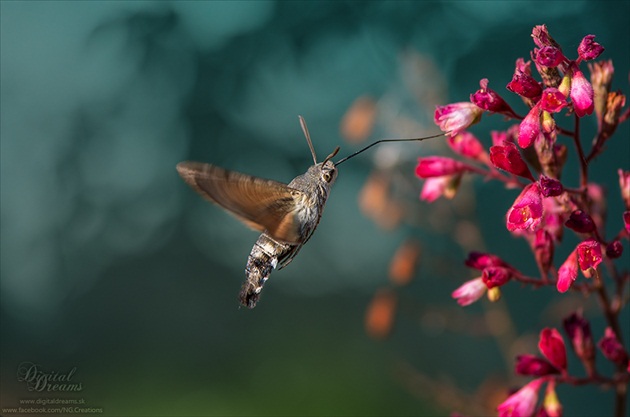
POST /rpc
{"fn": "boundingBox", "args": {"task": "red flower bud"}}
[563,311,595,364]
[538,328,567,370]
[515,354,560,376]
[465,252,510,270]
[535,46,565,67]
[470,79,517,117]
[605,240,623,259]
[481,266,512,289]
[598,327,629,366]
[565,209,595,233]
[490,141,535,181]
[539,175,564,197]
[415,157,468,178]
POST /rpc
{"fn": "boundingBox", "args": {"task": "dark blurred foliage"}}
[1,1,628,416]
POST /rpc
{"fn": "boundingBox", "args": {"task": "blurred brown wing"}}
[177,162,303,244]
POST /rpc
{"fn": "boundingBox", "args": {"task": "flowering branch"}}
[416,24,629,417]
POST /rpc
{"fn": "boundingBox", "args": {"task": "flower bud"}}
[563,311,595,372]
[570,68,595,117]
[490,141,535,181]
[565,210,595,233]
[577,35,604,61]
[465,252,510,270]
[515,354,559,376]
[452,277,486,306]
[482,266,512,288]
[598,327,629,366]
[605,240,623,259]
[518,105,542,148]
[539,175,564,197]
[539,328,567,371]
[470,79,517,117]
[415,157,468,178]
[434,102,483,135]
[535,46,565,67]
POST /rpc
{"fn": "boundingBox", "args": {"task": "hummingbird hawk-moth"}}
[177,116,444,309]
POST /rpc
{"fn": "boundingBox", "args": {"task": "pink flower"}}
[470,79,517,117]
[415,157,468,178]
[577,35,604,61]
[497,378,544,417]
[518,105,542,148]
[576,238,602,276]
[447,131,486,160]
[482,266,512,289]
[570,68,594,117]
[507,65,542,99]
[539,328,567,371]
[557,249,578,293]
[619,169,630,209]
[434,102,483,135]
[564,209,595,233]
[506,183,544,232]
[598,327,629,366]
[452,277,486,306]
[563,311,595,364]
[515,354,559,376]
[538,88,567,113]
[420,176,459,202]
[490,141,535,181]
[624,211,630,234]
[534,46,565,67]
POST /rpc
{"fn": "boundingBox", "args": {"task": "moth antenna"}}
[335,131,449,166]
[299,115,318,165]
[322,146,340,166]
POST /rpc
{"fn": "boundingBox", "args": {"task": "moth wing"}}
[176,161,303,244]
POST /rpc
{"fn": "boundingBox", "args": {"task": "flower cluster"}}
[417,25,629,416]
[500,312,629,416]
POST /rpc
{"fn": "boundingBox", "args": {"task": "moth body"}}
[240,160,337,308]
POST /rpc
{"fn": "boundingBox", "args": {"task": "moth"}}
[177,116,444,308]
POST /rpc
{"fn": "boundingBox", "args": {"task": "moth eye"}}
[322,172,332,183]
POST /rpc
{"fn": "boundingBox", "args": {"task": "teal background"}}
[1,1,629,416]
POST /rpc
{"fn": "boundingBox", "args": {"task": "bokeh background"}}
[1,1,629,416]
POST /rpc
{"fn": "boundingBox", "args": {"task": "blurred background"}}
[1,1,628,416]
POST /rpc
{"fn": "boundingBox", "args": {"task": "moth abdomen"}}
[240,234,298,308]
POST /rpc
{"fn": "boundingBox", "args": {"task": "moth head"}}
[319,147,339,184]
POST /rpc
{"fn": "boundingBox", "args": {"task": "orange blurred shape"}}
[389,239,422,286]
[359,172,404,230]
[341,96,377,143]
[365,288,397,340]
